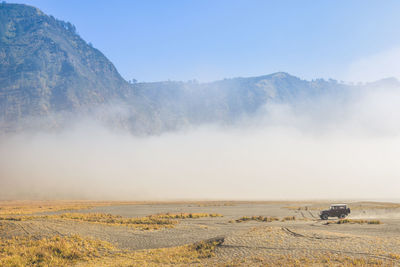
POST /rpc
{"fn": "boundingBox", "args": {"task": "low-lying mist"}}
[1,86,400,200]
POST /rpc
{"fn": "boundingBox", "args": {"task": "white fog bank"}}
[1,87,400,200]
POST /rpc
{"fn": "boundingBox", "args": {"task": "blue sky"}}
[8,0,400,82]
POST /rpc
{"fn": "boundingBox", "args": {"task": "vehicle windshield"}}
[330,205,346,210]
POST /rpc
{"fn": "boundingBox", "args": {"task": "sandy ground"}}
[1,201,400,265]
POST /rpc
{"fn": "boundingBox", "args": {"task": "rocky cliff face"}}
[0,3,131,131]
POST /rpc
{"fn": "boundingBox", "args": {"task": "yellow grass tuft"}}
[150,212,223,219]
[325,219,382,225]
[281,216,296,222]
[388,253,400,260]
[235,216,280,223]
[56,213,177,230]
[0,235,115,267]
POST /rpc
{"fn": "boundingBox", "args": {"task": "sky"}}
[7,0,400,83]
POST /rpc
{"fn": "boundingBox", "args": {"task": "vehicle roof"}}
[330,204,347,206]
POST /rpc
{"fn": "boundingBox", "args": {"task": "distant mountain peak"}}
[366,77,400,88]
[270,72,292,78]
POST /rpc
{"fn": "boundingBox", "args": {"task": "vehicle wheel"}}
[320,214,328,220]
[339,214,346,219]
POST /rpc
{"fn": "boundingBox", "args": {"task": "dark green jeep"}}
[320,204,350,220]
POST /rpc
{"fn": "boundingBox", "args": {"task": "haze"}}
[1,85,400,200]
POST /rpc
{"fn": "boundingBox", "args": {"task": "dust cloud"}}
[1,86,400,200]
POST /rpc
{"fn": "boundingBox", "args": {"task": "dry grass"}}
[0,215,37,221]
[284,204,337,211]
[0,201,96,216]
[388,253,400,260]
[54,213,177,230]
[80,238,221,267]
[0,211,224,231]
[150,212,223,219]
[232,216,302,223]
[3,200,397,216]
[284,206,314,211]
[195,202,236,207]
[0,212,224,230]
[0,200,229,216]
[325,219,382,225]
[283,203,331,211]
[234,216,280,223]
[0,200,146,216]
[0,234,221,267]
[281,216,296,222]
[0,235,115,267]
[0,212,177,230]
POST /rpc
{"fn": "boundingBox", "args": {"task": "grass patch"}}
[0,213,177,230]
[283,205,324,211]
[0,234,222,267]
[0,235,115,267]
[325,219,382,225]
[231,216,306,223]
[150,212,222,219]
[0,201,119,216]
[0,215,38,221]
[234,216,280,223]
[281,216,296,222]
[388,253,400,260]
[0,212,223,230]
[55,213,177,230]
[0,200,198,216]
[195,202,235,207]
[82,237,222,266]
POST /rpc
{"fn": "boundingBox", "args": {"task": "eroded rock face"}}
[0,3,131,130]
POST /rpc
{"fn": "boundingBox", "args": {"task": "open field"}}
[1,201,400,266]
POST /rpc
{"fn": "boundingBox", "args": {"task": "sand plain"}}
[1,201,400,266]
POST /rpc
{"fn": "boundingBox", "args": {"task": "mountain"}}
[0,3,133,131]
[131,73,350,130]
[1,3,398,135]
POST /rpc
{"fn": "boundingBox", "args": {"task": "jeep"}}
[320,204,350,220]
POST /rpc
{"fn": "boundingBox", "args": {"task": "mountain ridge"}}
[1,3,399,135]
